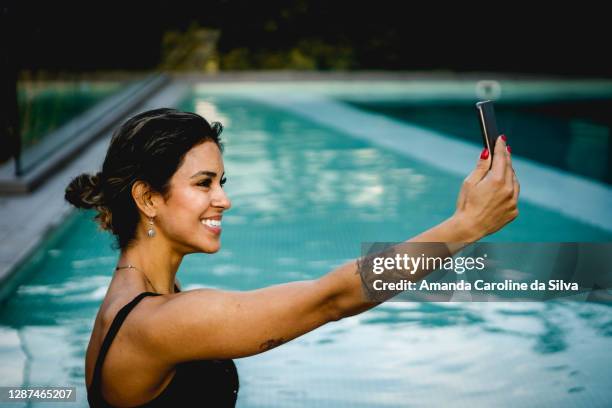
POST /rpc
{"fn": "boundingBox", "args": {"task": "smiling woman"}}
[64,107,519,407]
[64,109,239,406]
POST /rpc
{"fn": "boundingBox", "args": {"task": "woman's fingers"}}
[491,135,508,181]
[512,170,520,202]
[501,135,520,205]
[464,147,491,187]
[503,137,514,187]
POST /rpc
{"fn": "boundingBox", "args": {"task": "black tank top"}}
[87,289,239,407]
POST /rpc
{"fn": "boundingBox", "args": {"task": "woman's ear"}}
[131,181,160,217]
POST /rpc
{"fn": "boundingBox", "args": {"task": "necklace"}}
[115,264,158,293]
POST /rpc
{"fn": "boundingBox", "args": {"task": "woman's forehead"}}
[179,142,224,175]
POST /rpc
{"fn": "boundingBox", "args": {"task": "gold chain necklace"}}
[115,264,158,293]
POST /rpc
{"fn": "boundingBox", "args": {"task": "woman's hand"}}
[453,135,520,240]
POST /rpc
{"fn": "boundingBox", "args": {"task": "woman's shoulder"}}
[88,285,170,364]
[100,291,160,327]
[87,289,162,366]
[86,289,176,402]
[98,274,178,326]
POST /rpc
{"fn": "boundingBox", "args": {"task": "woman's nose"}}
[213,187,232,210]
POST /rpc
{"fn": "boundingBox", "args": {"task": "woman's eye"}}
[198,179,212,188]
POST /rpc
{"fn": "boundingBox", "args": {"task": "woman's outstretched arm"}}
[322,134,519,318]
[130,136,518,363]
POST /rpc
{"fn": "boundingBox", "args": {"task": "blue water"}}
[345,100,612,185]
[0,91,611,407]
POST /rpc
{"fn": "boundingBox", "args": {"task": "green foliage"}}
[160,23,220,72]
[219,39,355,70]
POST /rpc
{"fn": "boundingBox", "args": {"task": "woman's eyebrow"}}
[190,170,217,178]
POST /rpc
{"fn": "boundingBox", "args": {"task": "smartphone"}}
[475,100,500,161]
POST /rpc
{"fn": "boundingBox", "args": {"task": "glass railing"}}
[18,80,122,149]
[5,73,149,176]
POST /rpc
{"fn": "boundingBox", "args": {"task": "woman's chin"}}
[199,241,221,254]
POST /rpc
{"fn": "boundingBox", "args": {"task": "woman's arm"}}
[318,216,482,319]
[131,136,518,363]
[133,220,475,365]
[322,135,519,318]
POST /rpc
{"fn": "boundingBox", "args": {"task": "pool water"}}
[346,99,612,185]
[1,91,611,407]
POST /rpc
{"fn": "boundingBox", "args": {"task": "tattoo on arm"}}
[259,338,285,352]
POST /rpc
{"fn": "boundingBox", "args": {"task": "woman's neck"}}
[118,235,184,294]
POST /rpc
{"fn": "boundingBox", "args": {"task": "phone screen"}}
[475,100,499,160]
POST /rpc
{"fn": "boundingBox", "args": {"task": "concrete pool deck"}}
[1,72,611,302]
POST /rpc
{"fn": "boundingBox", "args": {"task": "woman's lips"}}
[201,219,222,235]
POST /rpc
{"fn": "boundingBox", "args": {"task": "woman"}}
[66,108,518,407]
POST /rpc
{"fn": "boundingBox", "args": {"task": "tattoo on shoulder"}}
[259,338,285,352]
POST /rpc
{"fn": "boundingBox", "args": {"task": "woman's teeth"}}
[201,219,221,227]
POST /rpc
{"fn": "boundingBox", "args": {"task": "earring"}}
[147,217,156,237]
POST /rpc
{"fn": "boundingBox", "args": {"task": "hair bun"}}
[210,121,224,136]
[65,172,104,209]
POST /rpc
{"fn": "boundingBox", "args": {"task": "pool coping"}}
[187,77,612,104]
[0,80,188,303]
[172,70,612,82]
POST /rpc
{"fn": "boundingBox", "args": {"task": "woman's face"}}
[156,141,231,254]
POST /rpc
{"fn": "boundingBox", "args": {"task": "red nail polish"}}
[501,134,507,142]
[507,145,512,154]
[480,148,489,160]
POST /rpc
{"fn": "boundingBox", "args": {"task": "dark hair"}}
[65,108,224,250]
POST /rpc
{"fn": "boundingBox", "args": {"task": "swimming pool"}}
[345,99,612,185]
[1,82,611,407]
